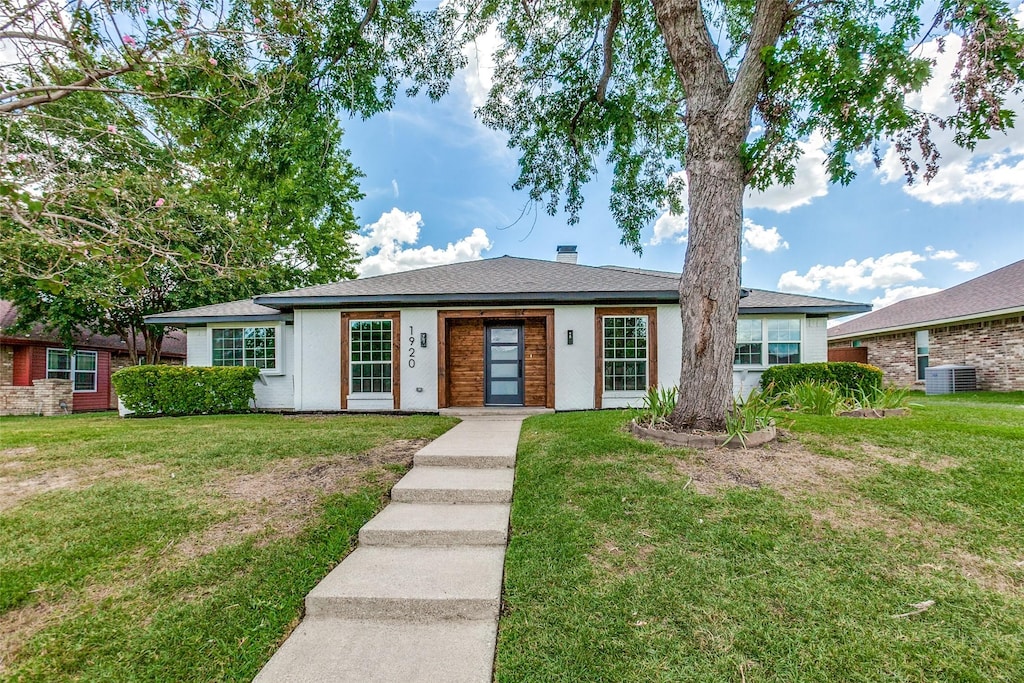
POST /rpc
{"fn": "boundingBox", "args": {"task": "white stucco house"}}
[145,249,870,412]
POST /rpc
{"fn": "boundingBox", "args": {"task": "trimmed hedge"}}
[112,365,260,417]
[760,362,883,398]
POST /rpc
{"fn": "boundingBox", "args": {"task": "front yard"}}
[498,392,1024,681]
[0,412,456,681]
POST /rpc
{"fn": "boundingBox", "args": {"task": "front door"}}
[485,325,524,405]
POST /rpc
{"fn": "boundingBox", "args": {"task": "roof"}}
[1,300,187,356]
[829,259,1024,339]
[144,256,870,324]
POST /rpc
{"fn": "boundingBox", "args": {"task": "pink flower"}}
[145,70,154,76]
[253,17,261,24]
[107,124,118,134]
[17,153,27,162]
[208,57,217,66]
[155,198,165,208]
[139,6,147,13]
[262,43,270,51]
[123,35,137,47]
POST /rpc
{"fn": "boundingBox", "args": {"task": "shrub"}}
[761,362,882,398]
[725,385,780,446]
[851,383,913,410]
[112,365,260,417]
[785,380,849,415]
[633,385,678,426]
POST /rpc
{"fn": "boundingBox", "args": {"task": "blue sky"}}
[339,4,1024,312]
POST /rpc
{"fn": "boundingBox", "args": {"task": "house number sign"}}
[408,326,416,368]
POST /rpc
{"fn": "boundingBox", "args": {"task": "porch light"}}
[567,330,574,345]
[420,332,428,348]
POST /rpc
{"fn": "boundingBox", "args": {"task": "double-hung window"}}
[767,319,801,365]
[603,316,648,391]
[734,319,763,365]
[46,349,97,392]
[350,320,393,393]
[211,326,277,370]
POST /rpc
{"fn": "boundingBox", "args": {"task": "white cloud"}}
[744,132,830,211]
[648,172,689,246]
[742,218,789,253]
[351,208,492,277]
[871,285,942,310]
[391,179,400,198]
[877,13,1024,204]
[461,24,500,111]
[777,251,927,294]
[929,249,959,260]
[954,260,979,272]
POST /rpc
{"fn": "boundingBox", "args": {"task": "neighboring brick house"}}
[828,260,1024,391]
[1,301,186,415]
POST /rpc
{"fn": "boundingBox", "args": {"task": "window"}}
[734,319,763,365]
[211,327,277,370]
[916,330,929,381]
[603,316,648,391]
[350,320,392,393]
[46,349,97,392]
[767,319,801,365]
[733,319,802,365]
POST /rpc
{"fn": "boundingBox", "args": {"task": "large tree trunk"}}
[668,125,745,432]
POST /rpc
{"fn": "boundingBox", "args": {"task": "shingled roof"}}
[144,256,871,324]
[828,259,1024,339]
[1,300,187,356]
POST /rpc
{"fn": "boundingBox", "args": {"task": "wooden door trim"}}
[340,311,401,410]
[594,307,658,410]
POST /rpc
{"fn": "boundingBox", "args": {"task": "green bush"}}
[760,362,883,398]
[112,365,260,417]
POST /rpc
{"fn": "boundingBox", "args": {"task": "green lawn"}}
[0,412,456,682]
[498,392,1024,682]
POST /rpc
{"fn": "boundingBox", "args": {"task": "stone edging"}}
[630,420,776,449]
[837,408,910,418]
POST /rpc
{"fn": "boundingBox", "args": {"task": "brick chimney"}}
[556,245,578,264]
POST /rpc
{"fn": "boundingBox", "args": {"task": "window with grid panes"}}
[767,319,801,364]
[734,318,763,365]
[211,327,276,369]
[603,316,648,391]
[46,349,97,391]
[350,320,392,393]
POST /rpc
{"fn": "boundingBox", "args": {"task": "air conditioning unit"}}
[925,365,977,395]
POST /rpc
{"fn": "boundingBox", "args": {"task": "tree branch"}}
[0,31,70,47]
[0,65,133,113]
[651,0,731,116]
[722,0,793,136]
[596,0,622,104]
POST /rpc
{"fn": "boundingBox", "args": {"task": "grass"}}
[0,411,456,682]
[497,392,1024,682]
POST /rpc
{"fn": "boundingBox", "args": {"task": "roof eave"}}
[828,305,1024,340]
[739,304,872,316]
[143,313,293,325]
[253,291,682,308]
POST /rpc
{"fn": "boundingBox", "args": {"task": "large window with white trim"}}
[734,318,802,366]
[211,327,277,370]
[603,316,648,391]
[916,330,929,381]
[350,320,393,393]
[46,349,97,392]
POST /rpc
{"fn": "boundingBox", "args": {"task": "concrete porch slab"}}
[305,547,505,621]
[359,503,510,547]
[391,467,514,504]
[253,617,497,683]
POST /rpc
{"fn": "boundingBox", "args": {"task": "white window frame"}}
[602,315,649,393]
[915,330,929,381]
[208,323,282,374]
[349,319,393,395]
[46,348,98,392]
[734,317,803,367]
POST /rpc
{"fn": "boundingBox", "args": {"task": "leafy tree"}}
[459,0,1024,430]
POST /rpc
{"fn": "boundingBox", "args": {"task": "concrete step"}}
[253,617,496,682]
[412,421,522,469]
[359,503,510,547]
[391,467,514,504]
[305,547,505,621]
[414,451,516,469]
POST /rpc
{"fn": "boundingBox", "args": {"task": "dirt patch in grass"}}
[588,539,656,577]
[0,446,37,460]
[171,439,427,559]
[0,463,167,512]
[667,437,866,496]
[939,549,1024,598]
[855,442,957,472]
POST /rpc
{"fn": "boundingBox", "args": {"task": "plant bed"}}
[838,407,910,418]
[630,419,776,449]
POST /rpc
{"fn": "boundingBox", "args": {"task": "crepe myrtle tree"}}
[461,0,1024,431]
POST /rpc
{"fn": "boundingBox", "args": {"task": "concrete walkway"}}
[254,415,527,683]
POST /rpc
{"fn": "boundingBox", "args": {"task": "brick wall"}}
[829,314,1024,391]
[0,378,73,416]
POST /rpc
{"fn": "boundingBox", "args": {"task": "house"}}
[828,259,1024,391]
[144,250,870,412]
[0,301,187,416]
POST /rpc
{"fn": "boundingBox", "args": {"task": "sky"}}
[338,4,1024,314]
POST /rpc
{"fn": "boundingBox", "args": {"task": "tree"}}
[1,0,460,355]
[459,0,1024,430]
